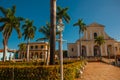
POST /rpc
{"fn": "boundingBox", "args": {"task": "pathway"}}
[76,62,120,80]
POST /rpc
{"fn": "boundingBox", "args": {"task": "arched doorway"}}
[94,45,100,57]
[82,46,86,57]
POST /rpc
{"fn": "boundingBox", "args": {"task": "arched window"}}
[94,33,97,39]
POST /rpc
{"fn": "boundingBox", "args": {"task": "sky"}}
[0,0,120,50]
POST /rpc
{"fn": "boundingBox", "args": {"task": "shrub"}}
[0,60,87,80]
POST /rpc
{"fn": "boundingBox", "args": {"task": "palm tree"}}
[37,22,59,65]
[0,6,23,62]
[57,6,70,61]
[73,19,86,58]
[95,36,105,60]
[37,22,51,42]
[18,43,26,59]
[37,22,50,65]
[22,19,36,62]
[57,6,70,23]
[50,0,56,65]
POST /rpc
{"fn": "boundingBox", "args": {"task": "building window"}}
[94,33,97,39]
[31,52,33,58]
[30,46,33,49]
[71,48,74,52]
[35,52,38,58]
[40,52,43,58]
[35,45,38,49]
[41,45,44,49]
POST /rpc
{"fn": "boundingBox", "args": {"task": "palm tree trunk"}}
[50,0,56,65]
[3,39,8,62]
[27,39,30,62]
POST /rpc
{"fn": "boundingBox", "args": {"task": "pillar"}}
[77,42,80,57]
[90,31,92,40]
[86,45,88,56]
[91,44,93,56]
[105,44,107,56]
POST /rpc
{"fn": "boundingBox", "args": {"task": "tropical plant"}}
[50,0,56,65]
[73,19,86,58]
[22,19,36,62]
[37,22,50,65]
[94,36,105,60]
[37,22,51,42]
[18,43,26,59]
[57,6,70,65]
[0,5,24,62]
[37,22,59,65]
[57,6,70,23]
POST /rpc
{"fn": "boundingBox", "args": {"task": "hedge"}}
[0,60,87,80]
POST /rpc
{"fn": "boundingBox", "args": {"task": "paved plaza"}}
[76,62,120,80]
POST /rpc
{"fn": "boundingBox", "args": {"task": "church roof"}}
[87,22,105,27]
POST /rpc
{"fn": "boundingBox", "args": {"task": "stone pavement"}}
[76,62,120,80]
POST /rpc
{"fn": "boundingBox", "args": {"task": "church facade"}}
[68,23,120,58]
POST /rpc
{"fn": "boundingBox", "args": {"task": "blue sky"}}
[0,0,120,50]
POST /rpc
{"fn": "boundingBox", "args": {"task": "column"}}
[45,51,47,61]
[103,32,105,39]
[86,31,88,40]
[113,44,117,65]
[77,42,80,57]
[86,45,88,56]
[67,47,70,57]
[99,31,101,36]
[91,44,93,56]
[90,31,92,40]
[105,44,107,56]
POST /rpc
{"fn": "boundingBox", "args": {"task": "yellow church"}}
[68,23,120,58]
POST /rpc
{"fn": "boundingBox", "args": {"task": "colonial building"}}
[19,42,49,60]
[68,23,120,58]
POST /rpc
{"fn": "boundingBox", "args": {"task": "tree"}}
[73,19,86,58]
[94,36,105,60]
[56,6,70,63]
[57,6,70,23]
[18,43,26,59]
[37,22,50,65]
[50,0,56,65]
[0,5,23,62]
[37,22,59,65]
[22,19,36,62]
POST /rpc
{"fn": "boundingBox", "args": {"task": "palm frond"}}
[36,37,48,41]
[12,5,16,15]
[0,24,4,32]
[17,17,24,21]
[57,6,70,23]
[73,23,78,26]
[0,6,7,16]
[63,13,70,23]
[57,6,62,12]
[64,7,69,11]
[0,17,9,22]
[22,19,36,41]
[14,25,22,38]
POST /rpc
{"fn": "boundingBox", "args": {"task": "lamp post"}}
[57,19,64,80]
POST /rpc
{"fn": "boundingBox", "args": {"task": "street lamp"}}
[57,20,64,80]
